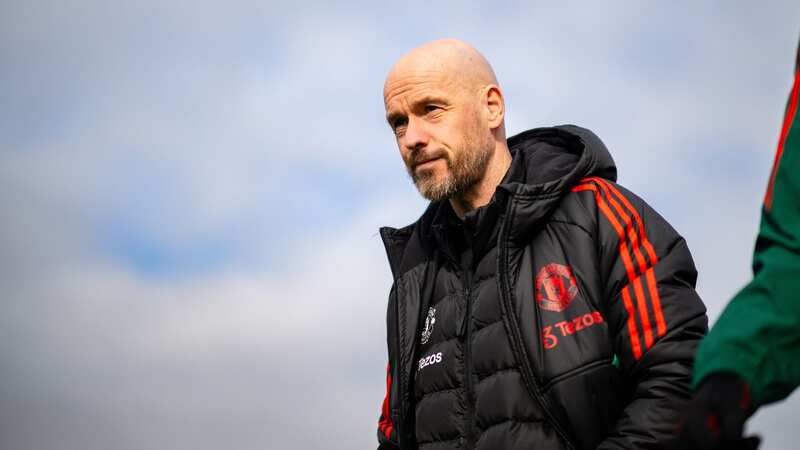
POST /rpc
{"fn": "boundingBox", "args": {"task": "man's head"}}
[383,39,506,201]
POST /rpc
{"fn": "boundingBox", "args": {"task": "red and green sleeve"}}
[693,41,800,407]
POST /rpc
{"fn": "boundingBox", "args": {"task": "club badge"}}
[421,307,436,345]
[535,263,579,312]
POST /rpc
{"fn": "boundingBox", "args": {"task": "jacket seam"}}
[472,316,504,334]
[510,191,564,200]
[417,433,462,446]
[475,366,519,383]
[474,418,547,448]
[566,188,600,234]
[477,417,546,433]
[415,386,462,401]
[541,358,611,392]
[470,273,496,286]
[547,219,593,237]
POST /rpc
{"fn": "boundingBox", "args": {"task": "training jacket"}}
[376,125,708,450]
[693,39,800,408]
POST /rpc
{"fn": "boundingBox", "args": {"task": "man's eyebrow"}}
[413,95,448,106]
[386,111,406,126]
[385,95,450,125]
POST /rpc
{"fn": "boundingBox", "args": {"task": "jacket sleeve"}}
[377,285,400,450]
[692,48,800,407]
[573,177,708,449]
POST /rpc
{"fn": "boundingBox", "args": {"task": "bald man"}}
[376,40,707,450]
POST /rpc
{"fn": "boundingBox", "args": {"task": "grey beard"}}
[412,147,492,201]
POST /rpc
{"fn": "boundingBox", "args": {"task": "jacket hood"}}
[502,124,616,194]
[381,125,617,278]
[499,124,616,243]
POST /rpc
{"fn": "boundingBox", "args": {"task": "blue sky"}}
[1,2,799,449]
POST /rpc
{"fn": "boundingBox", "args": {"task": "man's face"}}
[384,69,494,201]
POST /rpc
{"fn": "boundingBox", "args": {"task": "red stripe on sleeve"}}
[598,179,659,265]
[598,179,667,337]
[572,181,644,359]
[594,179,655,348]
[645,268,665,336]
[765,67,800,210]
[622,286,643,359]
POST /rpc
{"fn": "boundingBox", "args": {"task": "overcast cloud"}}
[1,2,799,449]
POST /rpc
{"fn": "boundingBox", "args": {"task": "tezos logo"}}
[535,263,579,312]
[421,307,436,345]
[418,352,443,371]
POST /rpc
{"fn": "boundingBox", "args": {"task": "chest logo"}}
[535,263,579,312]
[421,307,436,345]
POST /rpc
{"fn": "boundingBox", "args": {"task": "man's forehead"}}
[383,68,461,106]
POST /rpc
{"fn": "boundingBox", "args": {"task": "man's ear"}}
[484,85,505,130]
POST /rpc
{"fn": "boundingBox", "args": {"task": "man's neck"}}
[450,143,512,219]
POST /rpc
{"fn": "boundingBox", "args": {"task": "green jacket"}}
[693,42,800,407]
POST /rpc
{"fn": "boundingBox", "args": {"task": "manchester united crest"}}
[535,263,579,312]
[421,306,436,345]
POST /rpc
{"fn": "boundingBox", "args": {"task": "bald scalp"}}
[384,39,499,100]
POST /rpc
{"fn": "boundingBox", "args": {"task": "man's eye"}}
[425,105,441,114]
[392,118,407,137]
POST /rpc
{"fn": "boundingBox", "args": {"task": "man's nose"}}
[401,116,430,151]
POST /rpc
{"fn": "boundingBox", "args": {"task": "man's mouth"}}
[412,151,447,171]
[415,157,442,170]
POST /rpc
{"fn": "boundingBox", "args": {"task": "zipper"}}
[496,198,576,450]
[463,279,475,448]
[462,261,475,450]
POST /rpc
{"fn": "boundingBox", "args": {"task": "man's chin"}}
[415,178,455,201]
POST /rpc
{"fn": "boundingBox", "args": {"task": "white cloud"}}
[0,190,423,449]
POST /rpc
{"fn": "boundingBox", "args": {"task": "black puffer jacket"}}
[376,125,707,450]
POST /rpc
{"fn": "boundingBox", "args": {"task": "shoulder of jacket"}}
[541,177,620,231]
[566,177,649,215]
[557,177,660,238]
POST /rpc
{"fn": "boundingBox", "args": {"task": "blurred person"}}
[375,39,708,450]
[673,38,800,450]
